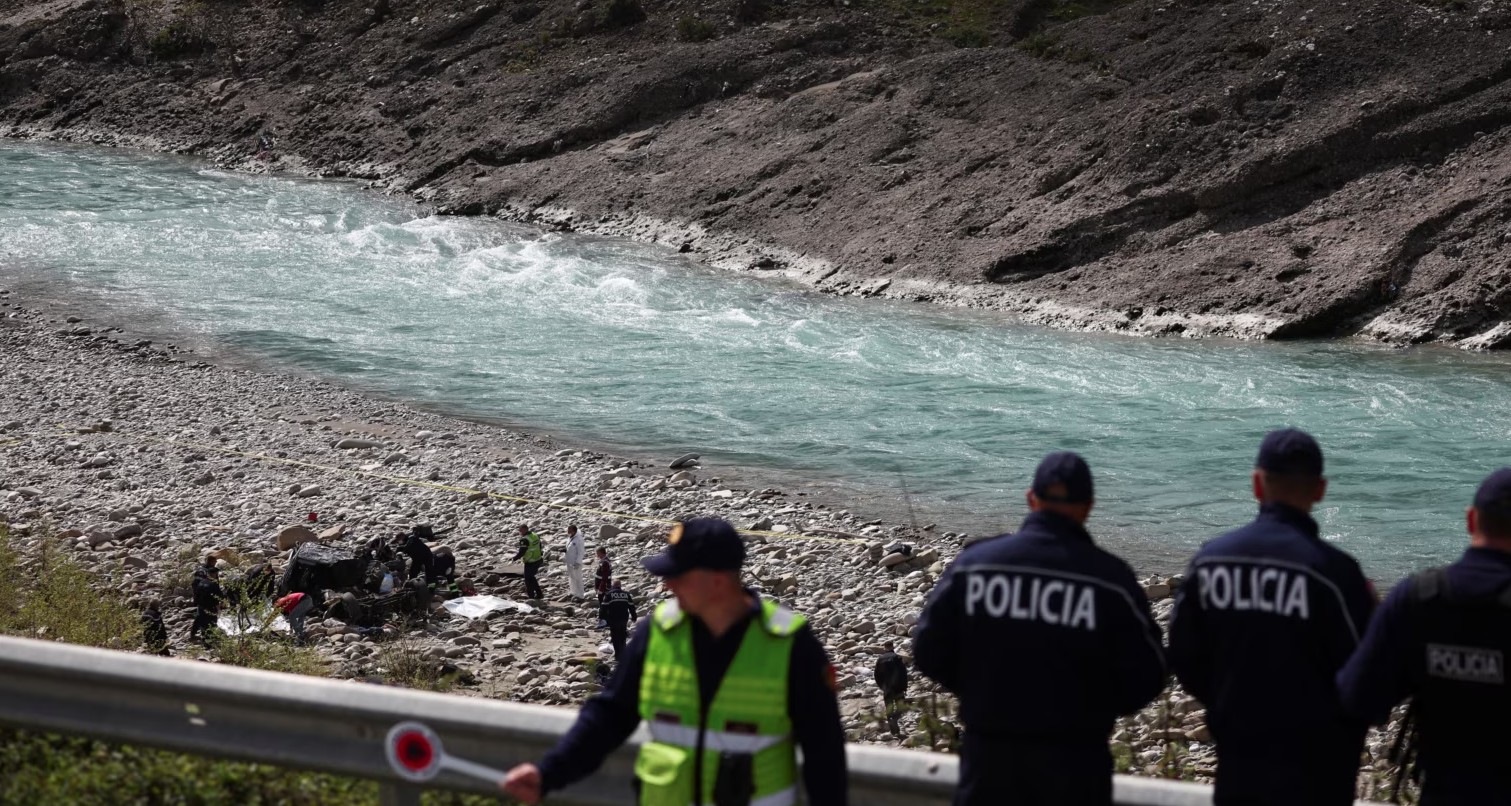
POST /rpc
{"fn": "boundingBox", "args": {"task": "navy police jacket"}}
[1337,548,1511,805]
[913,511,1166,740]
[1169,503,1375,758]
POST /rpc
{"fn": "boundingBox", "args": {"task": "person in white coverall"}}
[564,523,587,600]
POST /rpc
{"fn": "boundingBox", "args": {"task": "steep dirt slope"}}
[2,0,1510,345]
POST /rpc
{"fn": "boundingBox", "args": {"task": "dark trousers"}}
[189,607,219,642]
[609,619,628,657]
[523,561,543,599]
[956,734,1112,806]
[1213,751,1360,806]
[882,691,906,735]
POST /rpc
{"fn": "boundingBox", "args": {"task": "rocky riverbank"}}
[0,291,1406,797]
[4,0,1511,348]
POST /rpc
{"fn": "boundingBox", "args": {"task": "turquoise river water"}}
[3,141,1509,580]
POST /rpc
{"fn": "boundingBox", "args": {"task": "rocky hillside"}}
[3,0,1511,346]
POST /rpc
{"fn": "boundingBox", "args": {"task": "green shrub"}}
[148,20,212,60]
[0,526,19,620]
[941,21,991,47]
[376,633,462,691]
[1015,30,1061,56]
[208,628,330,676]
[1013,31,1108,71]
[0,728,377,806]
[0,528,141,650]
[0,729,510,804]
[676,15,717,42]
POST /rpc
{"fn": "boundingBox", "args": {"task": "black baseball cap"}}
[641,518,746,577]
[1474,467,1511,518]
[1032,451,1094,504]
[1256,428,1324,477]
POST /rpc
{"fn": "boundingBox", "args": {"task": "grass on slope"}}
[0,524,506,805]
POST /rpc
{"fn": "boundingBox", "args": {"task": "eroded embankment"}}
[2,0,1510,347]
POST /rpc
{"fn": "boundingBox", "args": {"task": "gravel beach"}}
[0,290,1405,796]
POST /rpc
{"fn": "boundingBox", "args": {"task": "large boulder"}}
[275,525,319,551]
[598,524,629,541]
[83,524,115,548]
[334,438,382,450]
[113,523,144,540]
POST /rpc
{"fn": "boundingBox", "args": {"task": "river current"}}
[3,141,1509,580]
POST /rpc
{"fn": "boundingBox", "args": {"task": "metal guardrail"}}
[0,636,1375,805]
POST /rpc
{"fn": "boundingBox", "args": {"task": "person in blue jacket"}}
[1337,467,1511,805]
[1168,428,1375,805]
[913,451,1166,806]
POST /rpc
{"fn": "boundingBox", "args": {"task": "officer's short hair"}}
[1256,429,1324,476]
[1258,469,1323,498]
[1480,508,1511,539]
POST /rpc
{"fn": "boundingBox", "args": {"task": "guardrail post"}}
[378,782,422,806]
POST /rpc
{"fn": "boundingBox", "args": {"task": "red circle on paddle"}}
[395,731,435,773]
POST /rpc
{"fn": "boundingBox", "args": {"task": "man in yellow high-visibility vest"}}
[512,523,545,600]
[501,517,847,805]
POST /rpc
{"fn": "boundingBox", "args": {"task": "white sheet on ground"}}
[217,611,289,636]
[443,595,534,619]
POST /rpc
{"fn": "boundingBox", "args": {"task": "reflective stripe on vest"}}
[637,598,805,806]
[646,721,789,754]
[523,532,542,563]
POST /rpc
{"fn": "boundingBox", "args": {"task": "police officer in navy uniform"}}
[913,452,1166,806]
[1169,429,1375,805]
[1337,467,1511,804]
[599,580,638,658]
[500,517,847,805]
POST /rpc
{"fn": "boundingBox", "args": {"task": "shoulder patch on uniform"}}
[1411,567,1448,603]
[654,599,685,630]
[762,602,806,636]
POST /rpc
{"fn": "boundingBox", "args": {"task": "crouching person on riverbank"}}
[273,591,315,644]
[500,517,848,806]
[1337,467,1511,805]
[1169,429,1375,805]
[912,452,1166,806]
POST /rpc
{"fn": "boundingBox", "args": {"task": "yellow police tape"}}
[4,428,867,546]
